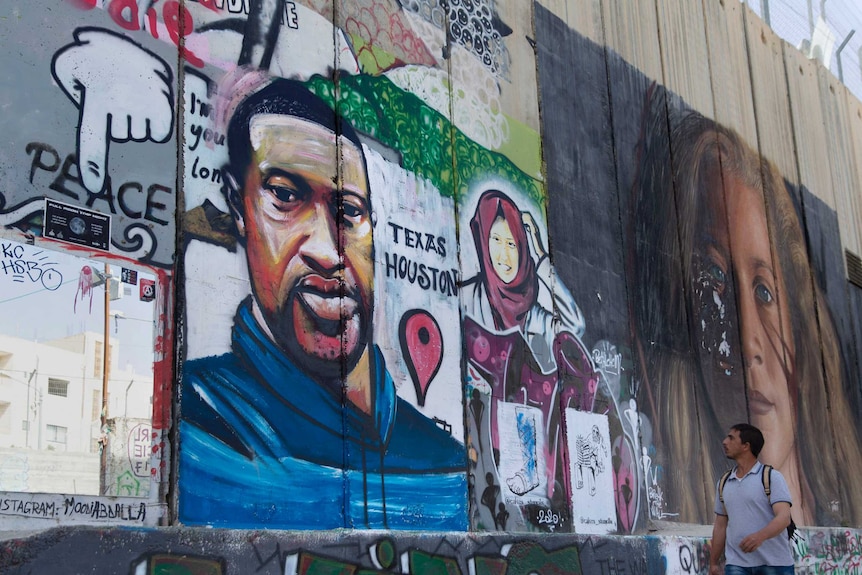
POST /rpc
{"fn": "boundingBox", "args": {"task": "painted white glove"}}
[52,27,174,194]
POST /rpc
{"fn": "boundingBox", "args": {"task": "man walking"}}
[710,423,794,575]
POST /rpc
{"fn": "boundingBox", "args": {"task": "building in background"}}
[0,331,152,495]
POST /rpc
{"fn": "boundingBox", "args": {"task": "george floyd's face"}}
[233,114,373,379]
[488,216,519,284]
[701,175,795,469]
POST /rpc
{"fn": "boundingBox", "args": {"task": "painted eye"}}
[342,202,362,219]
[268,185,300,204]
[755,283,773,304]
[341,193,368,225]
[708,263,726,286]
[263,175,305,209]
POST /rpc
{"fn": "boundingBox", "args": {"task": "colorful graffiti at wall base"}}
[3,0,862,546]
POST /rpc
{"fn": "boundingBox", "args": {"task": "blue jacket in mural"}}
[179,299,468,530]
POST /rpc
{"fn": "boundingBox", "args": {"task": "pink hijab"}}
[470,190,538,331]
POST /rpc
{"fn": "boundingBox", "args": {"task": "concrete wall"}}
[2,0,862,570]
[3,526,861,575]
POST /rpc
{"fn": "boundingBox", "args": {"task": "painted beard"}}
[270,274,372,382]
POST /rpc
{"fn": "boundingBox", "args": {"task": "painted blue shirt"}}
[179,299,468,530]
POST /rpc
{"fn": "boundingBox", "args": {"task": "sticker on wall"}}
[140,278,155,302]
[121,268,138,285]
[566,409,616,534]
[44,199,111,252]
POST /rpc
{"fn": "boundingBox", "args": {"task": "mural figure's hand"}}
[521,211,547,261]
[52,27,174,194]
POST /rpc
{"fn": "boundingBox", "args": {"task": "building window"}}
[48,378,69,397]
[46,424,67,446]
[0,402,9,434]
[92,390,102,421]
[94,341,103,378]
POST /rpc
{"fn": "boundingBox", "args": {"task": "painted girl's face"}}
[700,175,796,468]
[728,178,796,468]
[489,216,519,284]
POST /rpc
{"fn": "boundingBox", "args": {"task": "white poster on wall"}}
[497,401,548,506]
[566,409,616,534]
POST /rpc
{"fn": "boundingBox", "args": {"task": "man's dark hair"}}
[731,423,765,456]
[225,77,364,187]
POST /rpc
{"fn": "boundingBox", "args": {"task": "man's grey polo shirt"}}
[714,461,794,567]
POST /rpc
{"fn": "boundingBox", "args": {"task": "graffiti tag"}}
[592,346,622,376]
[0,498,57,518]
[0,243,63,290]
[283,540,585,575]
[537,508,561,531]
[63,496,147,522]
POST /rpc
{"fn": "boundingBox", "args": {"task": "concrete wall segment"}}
[1,0,862,562]
[4,525,862,574]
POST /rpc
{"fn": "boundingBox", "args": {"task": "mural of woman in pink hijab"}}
[462,189,585,372]
[462,188,599,530]
[470,188,537,329]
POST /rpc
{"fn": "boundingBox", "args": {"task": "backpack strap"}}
[718,469,733,506]
[762,464,773,501]
[761,464,801,542]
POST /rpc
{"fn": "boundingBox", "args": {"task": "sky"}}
[747,0,862,102]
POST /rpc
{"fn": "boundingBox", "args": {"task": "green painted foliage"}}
[305,74,543,205]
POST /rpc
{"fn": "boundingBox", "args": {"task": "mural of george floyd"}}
[3,0,862,572]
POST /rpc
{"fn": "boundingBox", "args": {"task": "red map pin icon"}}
[399,309,444,406]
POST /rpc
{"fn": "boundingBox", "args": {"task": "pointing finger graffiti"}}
[51,27,174,195]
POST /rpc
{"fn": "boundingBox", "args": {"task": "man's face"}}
[234,113,373,379]
[722,429,746,460]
